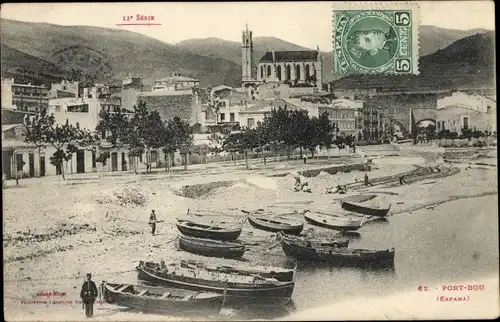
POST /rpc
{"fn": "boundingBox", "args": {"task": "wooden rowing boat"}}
[339,194,377,203]
[247,215,303,235]
[178,259,296,282]
[137,261,295,307]
[276,232,349,249]
[304,212,365,232]
[176,219,242,241]
[178,235,246,259]
[279,233,395,268]
[101,282,223,314]
[341,201,391,217]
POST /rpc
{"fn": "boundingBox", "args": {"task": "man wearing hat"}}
[80,273,98,318]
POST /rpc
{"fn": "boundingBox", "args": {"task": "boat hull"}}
[340,194,377,203]
[248,215,303,235]
[102,283,223,314]
[304,213,363,232]
[137,263,294,307]
[280,237,395,268]
[178,235,246,259]
[177,220,242,241]
[180,260,296,283]
[341,201,391,217]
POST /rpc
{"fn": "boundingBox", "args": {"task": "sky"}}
[1,1,495,50]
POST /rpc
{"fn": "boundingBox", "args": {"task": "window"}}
[247,118,255,128]
[487,106,492,113]
[92,151,96,168]
[230,113,235,122]
[67,104,89,113]
[220,113,225,122]
[463,116,469,130]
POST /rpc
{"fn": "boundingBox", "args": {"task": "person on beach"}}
[293,175,301,191]
[149,210,157,235]
[305,227,315,247]
[80,273,98,318]
[364,173,374,186]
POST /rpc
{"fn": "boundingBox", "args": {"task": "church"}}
[241,24,323,91]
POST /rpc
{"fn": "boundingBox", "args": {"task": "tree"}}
[128,101,165,173]
[223,127,259,170]
[168,116,194,171]
[208,128,230,156]
[94,106,133,174]
[23,111,50,177]
[24,112,87,180]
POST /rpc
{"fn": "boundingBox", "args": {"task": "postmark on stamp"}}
[332,2,420,75]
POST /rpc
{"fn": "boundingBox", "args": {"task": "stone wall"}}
[139,94,195,123]
[177,180,236,199]
[366,93,437,132]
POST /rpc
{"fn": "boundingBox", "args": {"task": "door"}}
[76,149,85,173]
[121,152,127,171]
[28,153,35,177]
[2,151,13,180]
[39,156,46,177]
[111,152,118,172]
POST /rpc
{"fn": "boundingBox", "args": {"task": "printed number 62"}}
[395,59,411,72]
[395,12,410,26]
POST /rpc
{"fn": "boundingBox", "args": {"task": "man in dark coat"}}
[80,273,98,318]
[149,210,157,235]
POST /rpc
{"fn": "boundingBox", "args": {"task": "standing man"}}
[149,210,157,236]
[364,173,374,186]
[80,273,98,318]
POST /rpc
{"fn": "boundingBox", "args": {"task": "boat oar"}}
[165,237,177,245]
[267,242,279,250]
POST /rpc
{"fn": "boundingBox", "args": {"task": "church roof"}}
[258,51,319,63]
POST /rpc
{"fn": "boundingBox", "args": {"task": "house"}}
[239,98,302,129]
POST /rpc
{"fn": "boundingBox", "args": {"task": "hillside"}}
[175,25,490,84]
[175,36,310,65]
[1,45,66,84]
[0,19,241,87]
[1,18,493,88]
[331,31,496,92]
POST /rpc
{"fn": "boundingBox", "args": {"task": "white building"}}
[152,73,200,92]
[438,92,496,132]
[239,98,303,129]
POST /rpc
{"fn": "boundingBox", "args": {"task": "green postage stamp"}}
[333,2,419,75]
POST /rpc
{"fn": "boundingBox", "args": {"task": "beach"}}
[3,145,499,321]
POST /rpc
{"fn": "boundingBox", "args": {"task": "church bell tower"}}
[241,24,253,85]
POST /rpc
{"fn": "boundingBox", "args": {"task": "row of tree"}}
[23,102,194,178]
[24,103,353,176]
[212,107,350,169]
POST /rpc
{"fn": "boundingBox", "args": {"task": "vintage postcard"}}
[1,1,498,321]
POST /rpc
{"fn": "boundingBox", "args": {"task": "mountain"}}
[418,26,490,56]
[175,25,491,83]
[0,18,241,87]
[331,31,496,91]
[1,18,493,89]
[175,37,310,65]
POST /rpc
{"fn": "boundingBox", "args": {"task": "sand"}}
[3,146,498,321]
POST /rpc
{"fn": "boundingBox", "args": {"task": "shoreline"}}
[284,275,500,321]
[3,153,498,320]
